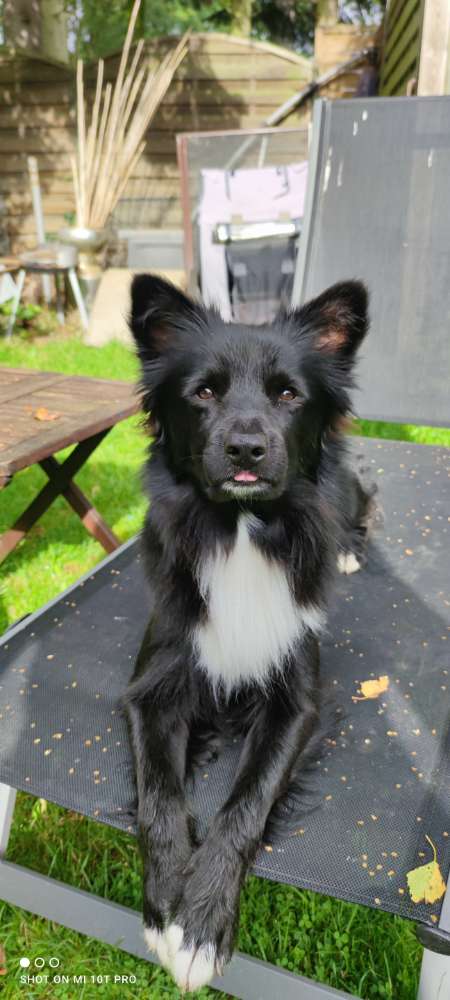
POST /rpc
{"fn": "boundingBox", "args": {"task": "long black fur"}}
[123,275,373,990]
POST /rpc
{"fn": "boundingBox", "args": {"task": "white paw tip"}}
[143,926,160,954]
[166,922,184,958]
[143,925,171,968]
[166,924,216,992]
[337,552,361,575]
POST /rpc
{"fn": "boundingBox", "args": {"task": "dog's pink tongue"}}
[234,470,258,482]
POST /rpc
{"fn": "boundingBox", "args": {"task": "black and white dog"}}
[124,275,373,992]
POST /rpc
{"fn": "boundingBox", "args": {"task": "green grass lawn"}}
[1,332,448,999]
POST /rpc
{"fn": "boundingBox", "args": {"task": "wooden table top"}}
[0,367,140,481]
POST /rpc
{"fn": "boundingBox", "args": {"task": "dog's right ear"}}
[129,274,202,361]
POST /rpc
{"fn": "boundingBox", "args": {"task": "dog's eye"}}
[196,386,215,400]
[279,388,297,402]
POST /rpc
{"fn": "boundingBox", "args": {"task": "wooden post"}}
[316,0,339,27]
[27,157,52,302]
[227,0,253,37]
[3,0,69,64]
[3,0,40,51]
[417,0,450,95]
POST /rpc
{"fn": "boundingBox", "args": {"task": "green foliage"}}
[0,299,42,338]
[0,299,41,322]
[64,0,385,58]
[252,0,316,50]
[0,300,62,340]
[65,0,228,58]
[342,1,387,25]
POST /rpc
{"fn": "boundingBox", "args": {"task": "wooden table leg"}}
[0,430,120,562]
[42,456,120,553]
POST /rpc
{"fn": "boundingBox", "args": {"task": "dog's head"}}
[130,275,368,502]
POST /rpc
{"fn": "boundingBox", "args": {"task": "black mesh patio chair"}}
[1,95,449,999]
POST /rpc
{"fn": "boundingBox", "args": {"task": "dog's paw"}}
[143,924,172,968]
[165,923,222,992]
[141,824,196,971]
[144,922,221,990]
[144,839,240,990]
[337,551,361,575]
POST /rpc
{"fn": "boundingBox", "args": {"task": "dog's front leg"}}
[125,685,196,969]
[165,673,319,992]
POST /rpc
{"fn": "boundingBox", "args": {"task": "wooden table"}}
[0,367,140,563]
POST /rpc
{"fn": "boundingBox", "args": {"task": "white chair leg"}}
[418,948,450,999]
[68,267,89,331]
[0,783,17,857]
[6,268,25,338]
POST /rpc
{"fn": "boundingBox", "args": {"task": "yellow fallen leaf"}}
[34,406,60,421]
[353,675,390,701]
[406,836,447,905]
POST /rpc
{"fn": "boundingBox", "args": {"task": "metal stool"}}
[6,262,89,338]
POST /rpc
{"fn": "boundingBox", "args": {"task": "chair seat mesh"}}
[1,437,449,928]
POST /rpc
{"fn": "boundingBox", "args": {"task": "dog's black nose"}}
[225,432,267,465]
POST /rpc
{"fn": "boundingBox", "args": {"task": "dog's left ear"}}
[129,274,203,362]
[295,280,369,360]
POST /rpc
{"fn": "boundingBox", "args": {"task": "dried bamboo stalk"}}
[119,36,188,168]
[93,45,147,222]
[123,36,145,103]
[84,58,104,216]
[94,0,142,218]
[93,39,187,225]
[87,80,112,222]
[115,62,147,155]
[72,0,189,230]
[70,154,82,225]
[106,140,147,221]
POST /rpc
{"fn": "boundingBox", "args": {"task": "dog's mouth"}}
[233,470,260,484]
[220,470,273,495]
[203,454,287,501]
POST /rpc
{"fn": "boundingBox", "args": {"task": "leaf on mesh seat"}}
[407,836,447,905]
[352,675,390,701]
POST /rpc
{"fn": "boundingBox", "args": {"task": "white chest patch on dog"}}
[194,513,324,694]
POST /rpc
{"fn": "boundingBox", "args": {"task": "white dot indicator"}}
[19,957,30,968]
[35,957,45,969]
[49,957,60,968]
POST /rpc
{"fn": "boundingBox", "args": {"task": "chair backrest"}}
[292,96,450,427]
[198,163,308,323]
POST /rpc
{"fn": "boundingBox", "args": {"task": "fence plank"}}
[380,0,422,94]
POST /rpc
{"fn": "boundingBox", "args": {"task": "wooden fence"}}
[379,0,423,95]
[0,33,313,253]
[0,29,377,253]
